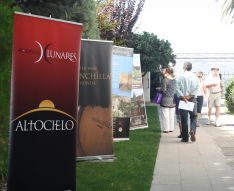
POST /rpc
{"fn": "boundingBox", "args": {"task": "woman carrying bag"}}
[159,68,176,133]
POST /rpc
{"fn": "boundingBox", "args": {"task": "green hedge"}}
[0,2,13,181]
[225,78,234,113]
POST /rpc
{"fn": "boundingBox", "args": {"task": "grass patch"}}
[0,64,11,183]
[76,106,161,191]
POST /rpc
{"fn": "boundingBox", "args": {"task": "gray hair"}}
[183,62,192,71]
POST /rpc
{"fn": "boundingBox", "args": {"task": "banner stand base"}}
[114,138,130,142]
[76,155,115,162]
[130,125,148,130]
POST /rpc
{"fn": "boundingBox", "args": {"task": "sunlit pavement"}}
[150,100,234,191]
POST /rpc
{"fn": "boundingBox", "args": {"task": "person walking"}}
[174,94,182,138]
[159,68,176,133]
[176,62,199,142]
[205,66,223,127]
[196,71,207,126]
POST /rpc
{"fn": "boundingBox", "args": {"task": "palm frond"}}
[222,0,234,22]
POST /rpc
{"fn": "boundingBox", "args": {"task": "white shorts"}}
[208,92,221,108]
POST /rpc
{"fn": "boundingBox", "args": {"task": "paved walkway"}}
[150,102,234,191]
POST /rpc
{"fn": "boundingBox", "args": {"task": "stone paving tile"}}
[179,163,205,170]
[180,170,208,177]
[151,175,181,185]
[150,184,182,191]
[208,175,234,184]
[212,183,234,191]
[155,159,180,165]
[181,176,210,184]
[182,183,213,191]
[154,164,180,176]
[205,162,231,170]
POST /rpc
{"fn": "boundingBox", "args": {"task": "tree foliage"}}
[225,78,234,112]
[97,0,145,45]
[15,0,100,39]
[0,2,16,66]
[70,0,100,39]
[126,31,176,100]
[127,31,176,73]
[15,0,75,18]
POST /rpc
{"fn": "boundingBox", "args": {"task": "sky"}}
[136,0,234,53]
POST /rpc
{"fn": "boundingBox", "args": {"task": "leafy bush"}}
[225,78,234,113]
[0,1,20,183]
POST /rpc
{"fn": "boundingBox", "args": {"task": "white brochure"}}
[178,100,195,111]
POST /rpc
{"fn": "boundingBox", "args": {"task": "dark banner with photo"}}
[8,12,82,191]
[130,54,148,129]
[76,39,114,161]
[112,46,133,141]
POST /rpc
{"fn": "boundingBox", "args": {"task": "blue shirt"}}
[176,71,199,97]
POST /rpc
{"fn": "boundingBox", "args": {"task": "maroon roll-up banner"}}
[7,12,82,191]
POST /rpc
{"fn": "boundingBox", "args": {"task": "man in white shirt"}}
[176,62,199,142]
[205,66,223,127]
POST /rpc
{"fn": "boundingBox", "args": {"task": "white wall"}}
[142,72,151,103]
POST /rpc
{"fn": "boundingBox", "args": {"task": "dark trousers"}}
[197,96,204,113]
[179,100,197,141]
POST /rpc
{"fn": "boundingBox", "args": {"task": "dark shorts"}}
[197,96,204,113]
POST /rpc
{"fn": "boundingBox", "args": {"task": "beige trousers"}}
[159,107,175,131]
